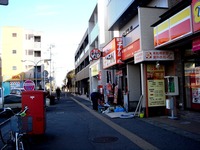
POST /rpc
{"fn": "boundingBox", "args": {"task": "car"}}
[1,88,25,109]
[0,88,50,109]
[9,88,25,96]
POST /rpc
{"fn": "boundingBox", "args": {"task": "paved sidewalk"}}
[74,94,200,142]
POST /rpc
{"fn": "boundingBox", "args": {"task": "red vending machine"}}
[22,90,46,134]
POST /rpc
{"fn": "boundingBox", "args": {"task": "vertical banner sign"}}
[147,64,165,107]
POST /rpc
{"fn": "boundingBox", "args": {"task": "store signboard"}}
[12,75,20,80]
[10,82,20,89]
[154,20,170,46]
[103,37,123,69]
[147,64,165,107]
[122,39,140,61]
[90,63,99,77]
[192,0,200,32]
[134,50,174,64]
[90,49,101,60]
[154,6,192,47]
[148,80,165,107]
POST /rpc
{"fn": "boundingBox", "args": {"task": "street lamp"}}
[21,59,51,90]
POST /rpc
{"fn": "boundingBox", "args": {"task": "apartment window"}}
[34,36,41,42]
[34,51,41,57]
[12,50,17,54]
[28,50,33,55]
[12,66,17,70]
[12,33,17,37]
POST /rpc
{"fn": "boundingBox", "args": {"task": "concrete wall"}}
[127,63,141,102]
[107,0,133,29]
[138,7,167,51]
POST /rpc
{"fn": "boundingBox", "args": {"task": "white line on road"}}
[71,97,159,150]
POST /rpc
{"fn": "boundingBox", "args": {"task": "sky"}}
[0,0,97,86]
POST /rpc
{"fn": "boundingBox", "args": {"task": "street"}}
[1,93,200,150]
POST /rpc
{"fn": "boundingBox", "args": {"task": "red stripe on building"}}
[122,39,140,61]
[170,19,191,40]
[157,30,170,45]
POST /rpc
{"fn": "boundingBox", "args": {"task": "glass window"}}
[185,62,200,104]
[12,66,17,70]
[28,50,33,55]
[12,33,17,37]
[12,50,17,54]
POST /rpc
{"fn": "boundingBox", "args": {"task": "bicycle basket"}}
[10,115,32,133]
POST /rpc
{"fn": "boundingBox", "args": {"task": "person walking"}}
[56,87,61,100]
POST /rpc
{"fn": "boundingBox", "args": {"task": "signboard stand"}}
[167,97,177,119]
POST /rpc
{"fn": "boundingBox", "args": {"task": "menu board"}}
[147,64,165,107]
[148,80,165,107]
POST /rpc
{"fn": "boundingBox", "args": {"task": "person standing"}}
[90,89,102,110]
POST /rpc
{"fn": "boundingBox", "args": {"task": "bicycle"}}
[0,106,32,150]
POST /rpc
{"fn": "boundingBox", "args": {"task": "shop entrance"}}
[184,61,200,110]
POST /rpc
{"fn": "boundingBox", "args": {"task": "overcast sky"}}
[0,0,97,86]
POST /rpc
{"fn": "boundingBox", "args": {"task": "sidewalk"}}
[74,94,200,142]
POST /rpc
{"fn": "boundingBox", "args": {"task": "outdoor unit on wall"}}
[164,76,179,96]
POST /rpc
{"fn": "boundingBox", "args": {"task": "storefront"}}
[184,47,200,110]
[102,37,124,105]
[152,0,200,111]
[134,50,174,117]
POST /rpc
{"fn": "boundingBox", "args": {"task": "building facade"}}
[75,0,200,116]
[152,0,200,112]
[1,26,49,95]
[74,29,90,96]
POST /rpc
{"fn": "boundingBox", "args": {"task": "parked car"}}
[9,88,25,96]
[0,88,50,109]
[0,88,24,109]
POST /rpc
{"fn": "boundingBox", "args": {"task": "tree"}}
[66,69,75,90]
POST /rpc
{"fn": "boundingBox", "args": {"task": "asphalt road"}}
[1,94,200,150]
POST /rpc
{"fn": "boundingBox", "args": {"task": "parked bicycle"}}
[0,106,32,150]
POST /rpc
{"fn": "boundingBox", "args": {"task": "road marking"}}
[71,97,159,150]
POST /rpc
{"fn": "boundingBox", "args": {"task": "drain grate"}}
[92,136,118,143]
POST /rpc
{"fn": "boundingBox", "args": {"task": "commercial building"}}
[75,0,200,117]
[152,0,200,112]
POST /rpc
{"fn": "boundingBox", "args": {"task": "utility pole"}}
[49,44,54,95]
